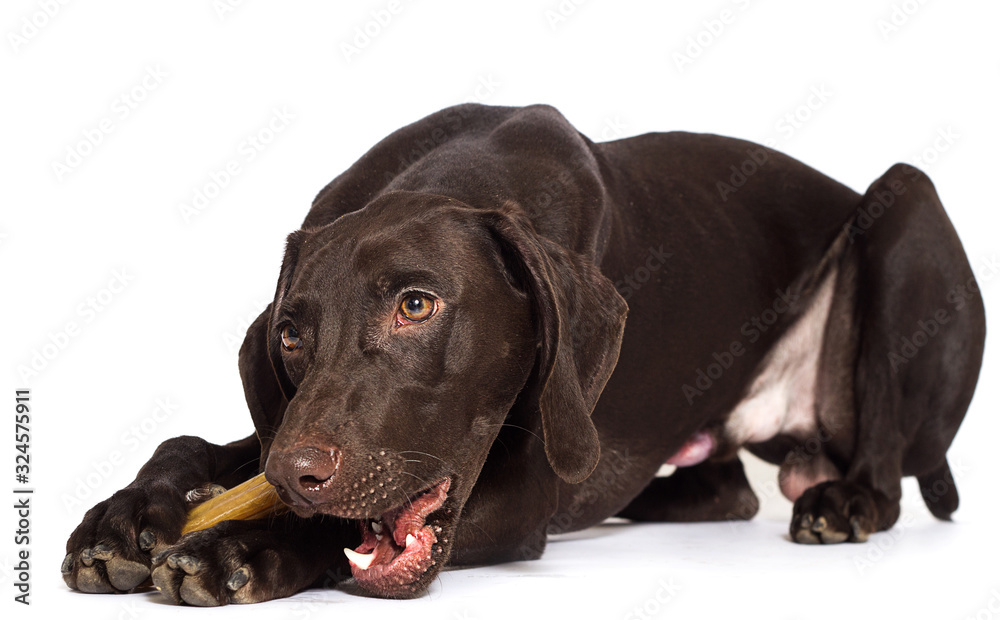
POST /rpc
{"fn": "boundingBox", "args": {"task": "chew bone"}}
[182,473,288,535]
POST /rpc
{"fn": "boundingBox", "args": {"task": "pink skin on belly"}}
[666,430,715,467]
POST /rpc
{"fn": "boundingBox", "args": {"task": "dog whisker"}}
[493,423,544,444]
[399,450,449,465]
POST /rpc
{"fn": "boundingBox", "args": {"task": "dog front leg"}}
[151,515,354,606]
[62,433,260,593]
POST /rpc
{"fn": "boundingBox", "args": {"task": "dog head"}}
[250,191,627,596]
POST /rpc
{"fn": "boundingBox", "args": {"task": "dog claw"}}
[80,548,95,567]
[152,550,170,565]
[850,517,870,542]
[791,514,820,544]
[227,567,250,591]
[810,516,826,532]
[139,528,157,551]
[174,555,202,576]
[90,544,114,561]
[185,483,230,505]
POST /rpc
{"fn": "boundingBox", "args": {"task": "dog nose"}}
[265,445,341,506]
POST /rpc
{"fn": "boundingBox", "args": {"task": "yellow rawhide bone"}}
[182,473,288,535]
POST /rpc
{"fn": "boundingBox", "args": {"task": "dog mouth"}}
[342,477,451,595]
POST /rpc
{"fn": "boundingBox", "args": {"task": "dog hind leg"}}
[790,164,985,544]
[616,458,759,522]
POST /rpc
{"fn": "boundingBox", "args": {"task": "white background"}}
[2,1,999,618]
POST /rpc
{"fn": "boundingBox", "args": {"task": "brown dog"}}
[63,104,985,604]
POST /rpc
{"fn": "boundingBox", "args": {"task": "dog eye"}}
[281,325,301,351]
[398,293,436,323]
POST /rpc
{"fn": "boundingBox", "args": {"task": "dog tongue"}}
[666,430,714,467]
[343,478,452,594]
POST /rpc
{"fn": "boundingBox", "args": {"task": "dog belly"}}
[724,266,836,444]
[666,267,841,499]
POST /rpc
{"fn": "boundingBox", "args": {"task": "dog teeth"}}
[405,534,416,548]
[343,548,375,570]
[371,521,383,534]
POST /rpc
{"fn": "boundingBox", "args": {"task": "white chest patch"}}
[723,268,837,447]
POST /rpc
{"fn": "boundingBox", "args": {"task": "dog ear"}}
[482,209,628,484]
[238,304,287,465]
[266,229,309,402]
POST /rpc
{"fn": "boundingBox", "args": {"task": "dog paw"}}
[63,482,226,594]
[150,520,299,606]
[63,484,196,593]
[789,480,885,544]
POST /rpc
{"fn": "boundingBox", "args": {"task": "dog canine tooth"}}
[405,533,416,548]
[372,521,383,534]
[344,548,375,570]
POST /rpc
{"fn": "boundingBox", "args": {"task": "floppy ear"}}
[482,209,628,484]
[266,229,310,402]
[238,304,286,466]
